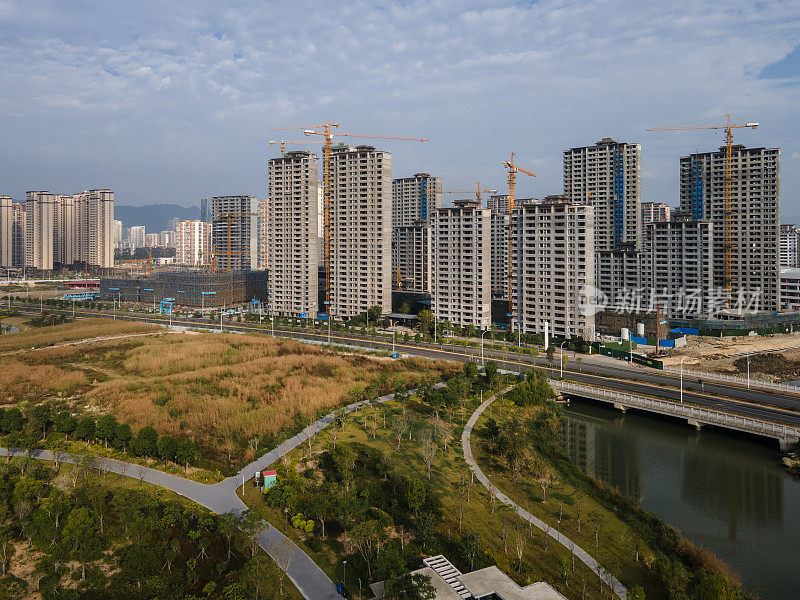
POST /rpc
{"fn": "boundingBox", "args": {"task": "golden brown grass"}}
[0,318,158,353]
[3,325,458,471]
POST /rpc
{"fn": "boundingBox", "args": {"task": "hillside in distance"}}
[115,203,199,232]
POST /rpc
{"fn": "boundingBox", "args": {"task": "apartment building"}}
[490,211,509,296]
[74,189,114,269]
[329,145,392,319]
[511,197,595,339]
[0,197,17,268]
[641,213,714,317]
[431,199,491,329]
[129,226,146,250]
[267,150,319,317]
[641,202,671,228]
[564,138,642,304]
[391,172,442,227]
[780,268,800,311]
[174,220,212,266]
[257,198,268,270]
[679,146,780,311]
[780,224,800,268]
[391,221,431,293]
[25,191,55,270]
[210,195,258,271]
[113,220,123,248]
[485,195,537,214]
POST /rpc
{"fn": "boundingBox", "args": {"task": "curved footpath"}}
[1,384,443,600]
[462,393,628,600]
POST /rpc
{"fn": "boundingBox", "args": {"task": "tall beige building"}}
[511,198,595,339]
[175,220,212,266]
[74,189,114,268]
[679,146,780,311]
[330,145,392,319]
[0,197,14,268]
[641,202,671,229]
[391,173,442,227]
[257,198,268,270]
[268,150,319,317]
[25,191,55,270]
[490,211,509,296]
[432,199,492,329]
[211,195,258,271]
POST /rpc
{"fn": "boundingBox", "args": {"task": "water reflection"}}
[561,401,798,600]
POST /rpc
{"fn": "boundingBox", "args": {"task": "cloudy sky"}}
[1,1,799,218]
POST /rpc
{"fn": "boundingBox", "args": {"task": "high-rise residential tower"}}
[73,189,114,268]
[641,202,671,228]
[679,146,780,311]
[564,138,642,302]
[25,191,55,270]
[780,224,800,268]
[0,197,13,268]
[174,220,212,266]
[330,145,392,318]
[432,199,492,329]
[391,173,442,227]
[511,197,595,339]
[210,195,258,271]
[268,150,320,317]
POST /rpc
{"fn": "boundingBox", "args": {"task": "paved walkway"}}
[2,384,441,600]
[461,394,628,600]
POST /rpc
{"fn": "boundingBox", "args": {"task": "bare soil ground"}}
[663,332,800,382]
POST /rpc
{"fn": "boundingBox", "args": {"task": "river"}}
[561,400,800,600]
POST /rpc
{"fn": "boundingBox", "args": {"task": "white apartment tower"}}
[211,195,258,271]
[129,226,146,250]
[679,146,780,311]
[511,198,595,339]
[391,172,442,227]
[257,198,268,271]
[490,211,509,296]
[330,145,392,319]
[641,213,714,317]
[780,224,800,268]
[432,199,491,329]
[641,202,671,228]
[175,220,212,266]
[0,197,13,268]
[564,139,641,304]
[25,191,55,270]
[391,173,441,293]
[267,151,320,317]
[73,189,114,268]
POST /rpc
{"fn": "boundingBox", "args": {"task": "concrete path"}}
[461,394,628,600]
[2,383,442,600]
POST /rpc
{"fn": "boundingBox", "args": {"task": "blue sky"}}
[1,1,799,219]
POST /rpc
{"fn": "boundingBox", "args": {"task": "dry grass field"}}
[1,322,459,471]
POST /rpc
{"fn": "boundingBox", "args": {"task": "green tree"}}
[405,478,427,516]
[96,414,118,448]
[350,519,382,581]
[385,573,436,600]
[484,361,499,386]
[112,423,133,449]
[417,310,433,335]
[1,407,24,434]
[74,417,96,443]
[688,569,742,600]
[62,507,97,580]
[54,411,78,439]
[367,305,382,324]
[132,425,158,456]
[30,403,52,438]
[463,361,478,380]
[156,435,180,465]
[176,438,196,471]
[546,344,555,367]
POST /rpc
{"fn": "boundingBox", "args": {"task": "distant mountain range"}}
[115,204,199,233]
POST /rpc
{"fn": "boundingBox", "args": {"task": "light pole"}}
[746,352,750,389]
[342,560,347,592]
[481,329,488,365]
[680,357,686,404]
[560,341,567,378]
[392,330,395,353]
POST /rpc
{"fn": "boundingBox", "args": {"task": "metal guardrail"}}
[663,366,800,394]
[552,380,800,442]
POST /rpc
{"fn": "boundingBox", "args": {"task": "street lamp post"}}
[342,560,347,593]
[560,340,567,378]
[392,330,395,353]
[746,352,750,389]
[481,329,488,365]
[680,357,686,404]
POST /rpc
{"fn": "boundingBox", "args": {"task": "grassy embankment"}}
[0,319,459,478]
[240,384,648,600]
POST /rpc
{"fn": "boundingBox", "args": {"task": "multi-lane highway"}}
[11,303,800,428]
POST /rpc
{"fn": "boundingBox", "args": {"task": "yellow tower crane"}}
[268,139,308,156]
[647,114,758,299]
[269,123,428,310]
[502,152,536,330]
[442,182,499,206]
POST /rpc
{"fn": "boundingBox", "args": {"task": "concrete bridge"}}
[552,380,800,451]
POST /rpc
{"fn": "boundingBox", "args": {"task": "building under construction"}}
[100,271,267,308]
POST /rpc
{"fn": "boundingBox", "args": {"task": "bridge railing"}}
[552,380,800,440]
[663,366,800,395]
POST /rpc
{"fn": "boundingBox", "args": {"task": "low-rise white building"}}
[780,268,800,311]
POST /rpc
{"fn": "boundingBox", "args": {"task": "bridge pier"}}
[687,418,702,431]
[613,402,626,413]
[779,436,799,452]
